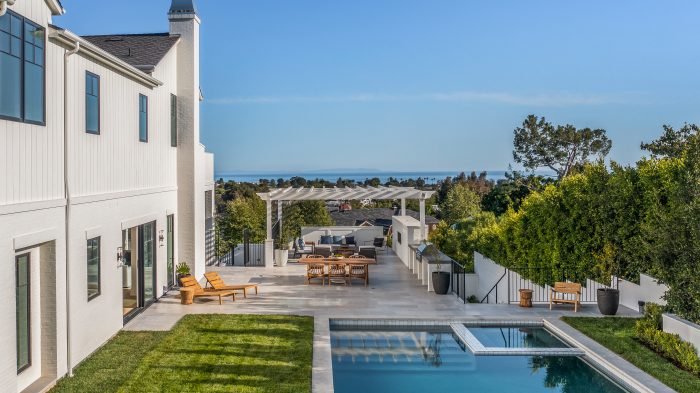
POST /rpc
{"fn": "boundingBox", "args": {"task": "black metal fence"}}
[216,228,267,267]
[480,266,617,304]
[450,260,469,303]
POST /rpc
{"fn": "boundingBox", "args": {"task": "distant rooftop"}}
[81,33,179,73]
[331,208,439,228]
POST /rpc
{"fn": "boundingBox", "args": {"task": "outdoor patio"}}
[125,250,638,332]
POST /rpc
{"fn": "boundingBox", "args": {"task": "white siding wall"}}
[0,0,64,207]
[65,48,178,197]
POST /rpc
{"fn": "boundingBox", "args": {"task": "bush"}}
[635,303,700,375]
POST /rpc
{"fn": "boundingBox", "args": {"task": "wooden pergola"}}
[256,186,436,266]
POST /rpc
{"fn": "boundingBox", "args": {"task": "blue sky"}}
[58,1,700,173]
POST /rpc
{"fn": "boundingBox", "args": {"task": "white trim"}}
[121,213,159,230]
[44,0,65,15]
[84,226,102,240]
[13,228,59,250]
[0,198,67,216]
[71,186,177,205]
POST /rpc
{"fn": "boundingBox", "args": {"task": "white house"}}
[0,0,214,391]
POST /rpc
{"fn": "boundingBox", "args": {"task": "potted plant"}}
[275,240,289,267]
[595,245,620,315]
[175,262,191,286]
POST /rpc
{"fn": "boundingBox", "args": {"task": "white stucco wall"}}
[663,314,700,356]
[392,215,422,267]
[618,273,668,311]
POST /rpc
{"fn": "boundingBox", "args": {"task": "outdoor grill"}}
[415,242,440,262]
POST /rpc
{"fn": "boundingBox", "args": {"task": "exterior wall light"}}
[159,230,165,247]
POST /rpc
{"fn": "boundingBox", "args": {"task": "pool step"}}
[448,323,585,357]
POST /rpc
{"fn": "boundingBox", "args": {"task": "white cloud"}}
[208,91,635,107]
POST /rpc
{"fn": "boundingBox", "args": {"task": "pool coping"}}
[315,316,675,393]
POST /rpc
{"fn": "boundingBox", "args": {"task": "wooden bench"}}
[549,282,582,312]
[180,276,236,305]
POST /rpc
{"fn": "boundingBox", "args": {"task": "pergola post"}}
[264,198,274,268]
[400,198,406,216]
[419,195,426,241]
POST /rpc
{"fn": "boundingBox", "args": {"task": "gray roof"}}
[331,208,439,227]
[81,33,179,73]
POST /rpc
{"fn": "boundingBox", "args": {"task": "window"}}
[85,72,100,134]
[16,253,31,373]
[87,237,101,301]
[139,94,148,142]
[0,11,44,124]
[170,94,177,147]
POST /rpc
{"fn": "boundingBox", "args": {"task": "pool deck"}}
[124,252,670,393]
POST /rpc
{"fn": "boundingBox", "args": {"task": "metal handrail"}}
[481,268,507,303]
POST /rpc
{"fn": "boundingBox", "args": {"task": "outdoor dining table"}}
[298,256,377,285]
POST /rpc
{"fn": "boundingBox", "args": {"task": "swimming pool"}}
[466,326,569,349]
[330,325,629,393]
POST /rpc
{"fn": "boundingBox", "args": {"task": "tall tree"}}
[441,184,481,224]
[513,115,612,179]
[641,123,699,158]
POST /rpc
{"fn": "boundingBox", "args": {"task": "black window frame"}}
[87,237,101,301]
[85,71,100,135]
[170,94,177,147]
[139,94,148,142]
[0,10,46,126]
[16,253,31,374]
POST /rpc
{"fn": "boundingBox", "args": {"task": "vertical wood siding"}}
[0,0,62,206]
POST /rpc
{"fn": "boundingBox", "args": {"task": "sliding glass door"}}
[167,215,175,288]
[139,222,156,306]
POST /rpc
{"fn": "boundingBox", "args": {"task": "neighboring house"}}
[0,1,214,391]
[331,208,439,234]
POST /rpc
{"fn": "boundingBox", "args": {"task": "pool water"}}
[331,329,627,393]
[467,326,569,348]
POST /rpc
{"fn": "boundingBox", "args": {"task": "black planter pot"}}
[432,271,451,295]
[597,288,620,315]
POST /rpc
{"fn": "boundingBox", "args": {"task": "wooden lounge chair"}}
[549,282,582,312]
[307,263,326,285]
[179,276,236,305]
[204,272,259,298]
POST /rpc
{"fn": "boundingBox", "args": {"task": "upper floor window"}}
[0,11,45,125]
[170,94,177,147]
[85,72,100,134]
[139,94,148,142]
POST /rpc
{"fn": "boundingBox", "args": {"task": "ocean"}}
[214,171,511,184]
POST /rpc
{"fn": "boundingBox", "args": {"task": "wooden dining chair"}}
[348,255,368,287]
[328,263,347,286]
[307,263,326,285]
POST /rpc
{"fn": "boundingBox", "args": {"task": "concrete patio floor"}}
[125,251,638,331]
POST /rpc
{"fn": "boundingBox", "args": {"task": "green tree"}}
[441,184,481,224]
[513,115,612,179]
[280,201,333,242]
[641,123,699,158]
[216,197,266,254]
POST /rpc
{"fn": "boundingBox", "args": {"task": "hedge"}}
[473,134,700,322]
[635,304,700,375]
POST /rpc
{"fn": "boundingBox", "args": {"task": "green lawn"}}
[51,314,314,393]
[562,316,700,393]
